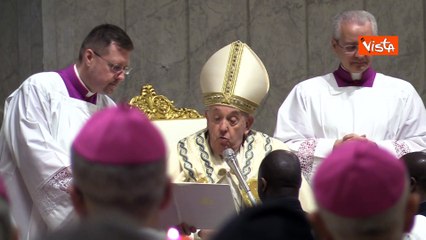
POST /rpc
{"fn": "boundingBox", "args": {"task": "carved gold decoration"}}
[129,85,203,120]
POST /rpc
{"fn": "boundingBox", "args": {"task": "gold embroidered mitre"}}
[200,40,270,114]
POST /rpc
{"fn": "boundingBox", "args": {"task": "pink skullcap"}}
[72,105,166,165]
[313,140,407,218]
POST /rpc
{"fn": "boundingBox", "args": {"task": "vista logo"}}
[358,36,398,55]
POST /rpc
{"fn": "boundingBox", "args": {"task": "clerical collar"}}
[57,64,97,104]
[74,65,96,97]
[333,65,376,87]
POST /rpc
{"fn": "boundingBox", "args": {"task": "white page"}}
[157,182,237,229]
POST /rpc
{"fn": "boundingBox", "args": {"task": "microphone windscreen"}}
[223,148,235,160]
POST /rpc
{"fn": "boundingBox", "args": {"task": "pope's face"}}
[332,21,374,73]
[206,105,253,157]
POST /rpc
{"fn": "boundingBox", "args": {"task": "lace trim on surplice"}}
[35,167,72,213]
[296,138,317,183]
[393,140,410,158]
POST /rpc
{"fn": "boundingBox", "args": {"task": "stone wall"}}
[1,0,424,135]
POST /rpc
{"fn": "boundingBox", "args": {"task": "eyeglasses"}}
[93,51,133,75]
[335,40,358,53]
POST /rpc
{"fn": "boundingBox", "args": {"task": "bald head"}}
[401,151,426,198]
[258,150,302,201]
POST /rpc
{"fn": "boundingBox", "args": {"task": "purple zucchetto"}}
[72,105,166,165]
[313,140,407,218]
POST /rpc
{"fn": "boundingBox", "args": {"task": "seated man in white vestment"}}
[0,24,134,240]
[274,10,426,183]
[176,40,314,239]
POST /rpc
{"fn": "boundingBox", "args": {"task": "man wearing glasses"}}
[274,10,426,183]
[0,24,133,240]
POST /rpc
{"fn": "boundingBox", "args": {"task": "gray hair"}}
[71,150,167,222]
[332,10,378,40]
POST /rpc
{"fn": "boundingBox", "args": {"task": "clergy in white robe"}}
[274,71,426,182]
[274,10,426,183]
[0,24,133,240]
[0,68,115,239]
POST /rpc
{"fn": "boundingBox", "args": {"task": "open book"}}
[157,182,238,229]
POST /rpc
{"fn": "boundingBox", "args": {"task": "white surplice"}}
[274,73,426,182]
[405,215,426,240]
[0,71,115,240]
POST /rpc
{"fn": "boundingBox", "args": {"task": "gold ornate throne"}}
[129,85,207,179]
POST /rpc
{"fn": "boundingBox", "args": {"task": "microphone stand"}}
[223,148,257,206]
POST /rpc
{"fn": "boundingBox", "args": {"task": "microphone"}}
[223,148,257,206]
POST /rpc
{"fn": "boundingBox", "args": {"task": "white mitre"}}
[200,40,270,114]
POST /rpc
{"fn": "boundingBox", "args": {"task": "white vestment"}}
[405,215,426,240]
[274,73,426,182]
[0,71,115,240]
[176,129,315,212]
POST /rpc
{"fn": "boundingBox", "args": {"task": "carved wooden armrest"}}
[129,84,203,120]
